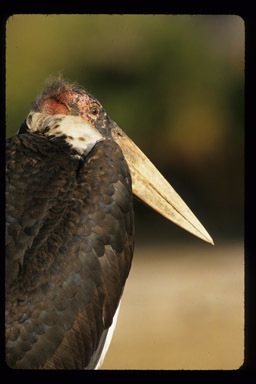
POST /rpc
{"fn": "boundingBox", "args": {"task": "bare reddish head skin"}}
[41,97,70,115]
[32,80,102,124]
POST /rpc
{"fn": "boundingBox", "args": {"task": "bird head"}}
[31,79,111,133]
[19,78,213,245]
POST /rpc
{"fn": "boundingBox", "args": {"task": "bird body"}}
[6,129,133,369]
[5,78,213,369]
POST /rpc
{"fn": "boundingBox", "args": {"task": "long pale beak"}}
[112,124,214,245]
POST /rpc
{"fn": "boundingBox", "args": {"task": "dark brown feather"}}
[5,134,134,369]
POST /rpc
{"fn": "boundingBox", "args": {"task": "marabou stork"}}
[5,78,213,369]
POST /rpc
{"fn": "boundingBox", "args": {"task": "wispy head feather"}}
[32,74,85,112]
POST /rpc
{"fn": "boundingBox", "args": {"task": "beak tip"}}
[209,237,215,246]
[206,237,215,246]
[201,231,214,245]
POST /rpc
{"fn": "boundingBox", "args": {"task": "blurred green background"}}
[6,15,244,369]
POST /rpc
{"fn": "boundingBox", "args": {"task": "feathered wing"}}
[5,133,134,369]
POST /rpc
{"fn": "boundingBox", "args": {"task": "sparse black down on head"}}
[5,128,134,368]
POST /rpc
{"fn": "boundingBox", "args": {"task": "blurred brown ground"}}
[101,242,244,370]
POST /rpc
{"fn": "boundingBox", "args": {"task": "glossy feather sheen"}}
[5,133,134,369]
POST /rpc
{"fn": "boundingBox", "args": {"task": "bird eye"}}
[89,104,100,118]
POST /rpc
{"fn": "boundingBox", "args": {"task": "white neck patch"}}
[26,112,103,156]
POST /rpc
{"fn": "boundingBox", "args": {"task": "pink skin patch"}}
[39,91,100,123]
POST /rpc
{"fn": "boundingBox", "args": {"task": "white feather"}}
[86,301,121,370]
[27,112,103,155]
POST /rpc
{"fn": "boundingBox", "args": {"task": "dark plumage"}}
[6,130,133,369]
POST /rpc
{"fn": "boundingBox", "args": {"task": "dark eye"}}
[90,104,100,117]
